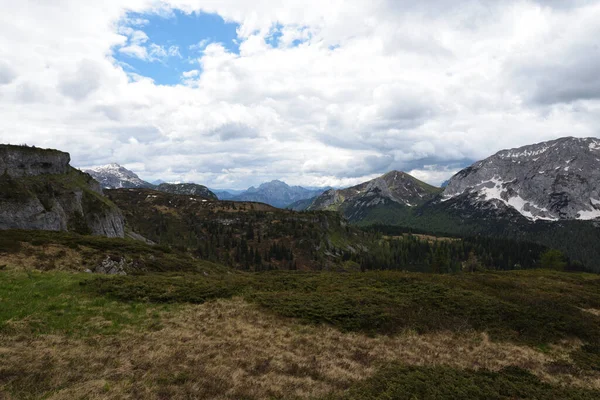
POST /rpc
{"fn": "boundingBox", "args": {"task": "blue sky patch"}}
[114,10,240,85]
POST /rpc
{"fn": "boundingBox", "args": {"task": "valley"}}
[1,138,600,399]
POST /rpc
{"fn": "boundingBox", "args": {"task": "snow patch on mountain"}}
[443,137,600,221]
[84,163,151,189]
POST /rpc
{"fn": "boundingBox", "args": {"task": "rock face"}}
[308,171,442,222]
[0,145,70,177]
[442,137,600,221]
[156,183,217,200]
[94,255,128,275]
[0,145,125,237]
[84,163,152,189]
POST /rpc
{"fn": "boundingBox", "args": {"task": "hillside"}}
[0,145,124,237]
[106,188,369,271]
[1,267,600,399]
[308,171,442,222]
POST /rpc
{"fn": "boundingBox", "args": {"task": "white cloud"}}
[1,0,599,190]
[189,39,210,52]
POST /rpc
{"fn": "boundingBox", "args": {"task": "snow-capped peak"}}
[84,163,151,189]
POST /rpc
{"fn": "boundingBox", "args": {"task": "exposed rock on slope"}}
[84,163,152,189]
[442,137,600,221]
[1,145,70,177]
[156,183,217,200]
[308,171,442,222]
[0,145,125,237]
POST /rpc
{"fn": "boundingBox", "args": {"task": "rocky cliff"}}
[0,145,125,237]
[442,137,600,221]
[0,145,71,177]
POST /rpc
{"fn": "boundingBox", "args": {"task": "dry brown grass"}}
[582,308,600,317]
[0,243,86,272]
[1,298,599,399]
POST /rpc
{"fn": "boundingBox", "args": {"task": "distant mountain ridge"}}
[83,164,218,200]
[227,180,329,208]
[83,165,322,207]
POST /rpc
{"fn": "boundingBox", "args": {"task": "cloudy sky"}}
[1,0,599,189]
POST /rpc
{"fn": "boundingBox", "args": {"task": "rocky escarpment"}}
[0,145,125,237]
[0,145,71,177]
[442,137,600,221]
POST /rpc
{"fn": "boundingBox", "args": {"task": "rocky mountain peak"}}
[443,136,600,221]
[84,163,152,189]
[308,171,442,221]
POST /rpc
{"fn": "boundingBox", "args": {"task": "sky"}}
[1,1,599,189]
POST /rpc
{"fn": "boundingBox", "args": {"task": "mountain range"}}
[85,164,328,208]
[302,137,600,224]
[217,180,329,208]
[3,136,600,270]
[84,164,218,201]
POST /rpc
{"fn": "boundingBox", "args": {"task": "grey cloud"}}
[15,83,45,103]
[523,58,600,105]
[58,59,103,100]
[95,105,125,121]
[509,6,600,105]
[0,61,17,85]
[95,125,163,142]
[211,122,259,141]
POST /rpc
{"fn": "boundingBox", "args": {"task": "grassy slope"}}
[355,201,600,272]
[1,269,599,399]
[87,270,600,346]
[0,229,226,273]
[106,188,368,271]
[2,269,600,399]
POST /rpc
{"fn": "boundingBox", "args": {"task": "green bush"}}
[336,364,600,400]
[85,270,600,346]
